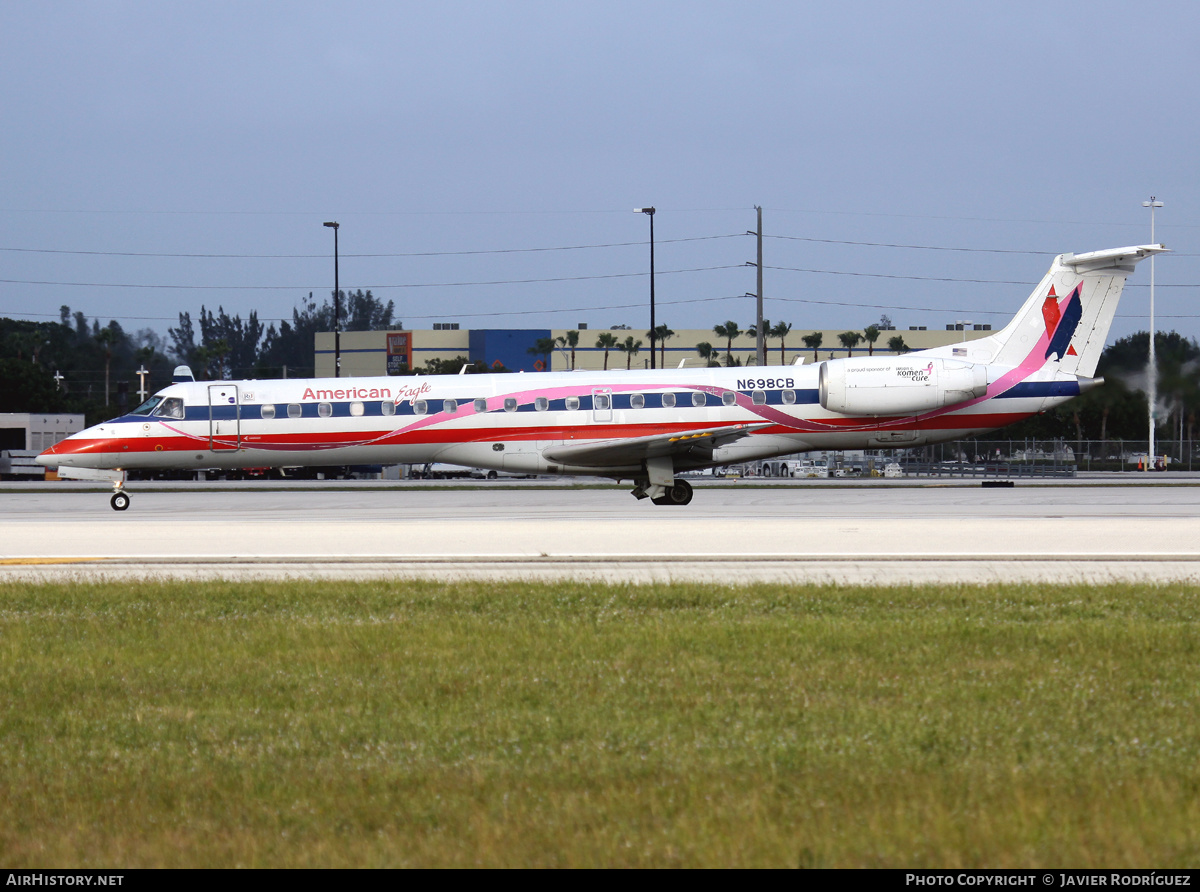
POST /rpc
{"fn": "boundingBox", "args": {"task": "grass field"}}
[0,578,1197,867]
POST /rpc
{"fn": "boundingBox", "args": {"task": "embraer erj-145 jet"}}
[39,245,1166,510]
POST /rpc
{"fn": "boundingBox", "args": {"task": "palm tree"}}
[647,324,674,367]
[838,331,862,357]
[595,332,618,371]
[887,335,910,354]
[555,330,580,370]
[801,331,823,362]
[770,321,793,364]
[746,319,770,366]
[527,336,556,370]
[696,342,719,367]
[863,324,881,356]
[713,321,741,367]
[616,336,642,370]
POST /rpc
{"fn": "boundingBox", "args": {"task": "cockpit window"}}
[153,397,185,419]
[131,396,163,416]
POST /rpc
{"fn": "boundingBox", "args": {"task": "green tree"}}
[647,324,674,367]
[0,359,64,413]
[746,319,770,366]
[616,336,643,370]
[713,321,741,367]
[595,332,619,371]
[863,324,881,356]
[838,331,862,357]
[556,330,580,370]
[342,289,396,331]
[695,342,719,367]
[527,336,557,370]
[801,331,823,361]
[94,327,118,406]
[887,335,910,354]
[770,321,793,365]
[199,306,263,378]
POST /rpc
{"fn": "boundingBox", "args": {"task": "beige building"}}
[315,325,993,377]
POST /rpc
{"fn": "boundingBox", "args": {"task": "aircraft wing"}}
[542,423,769,468]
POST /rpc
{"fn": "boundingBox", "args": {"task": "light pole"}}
[634,207,656,369]
[955,320,973,343]
[323,221,341,378]
[1143,197,1163,465]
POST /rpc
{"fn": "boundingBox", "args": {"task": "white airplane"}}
[38,244,1166,510]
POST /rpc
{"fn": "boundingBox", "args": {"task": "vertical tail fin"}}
[966,245,1168,378]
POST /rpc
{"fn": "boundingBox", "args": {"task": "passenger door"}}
[207,384,241,451]
[591,388,613,423]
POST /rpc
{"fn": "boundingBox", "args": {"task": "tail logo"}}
[1042,284,1082,361]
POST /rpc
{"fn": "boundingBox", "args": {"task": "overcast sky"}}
[2,0,1197,347]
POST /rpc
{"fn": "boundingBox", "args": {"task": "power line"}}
[11,296,1200,325]
[0,264,740,292]
[0,233,744,260]
[766,235,1052,255]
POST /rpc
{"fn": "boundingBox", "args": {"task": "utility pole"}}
[755,206,764,366]
[135,365,149,402]
[747,206,765,366]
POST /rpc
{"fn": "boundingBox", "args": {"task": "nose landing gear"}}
[110,482,130,511]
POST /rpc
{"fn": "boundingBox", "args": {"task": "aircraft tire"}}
[111,492,130,511]
[652,479,693,506]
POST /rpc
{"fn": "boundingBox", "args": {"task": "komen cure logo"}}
[897,362,934,382]
[1042,284,1083,360]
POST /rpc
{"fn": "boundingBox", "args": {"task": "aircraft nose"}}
[36,433,113,468]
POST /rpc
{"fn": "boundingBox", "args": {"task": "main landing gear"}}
[631,477,693,505]
[651,479,693,506]
[631,455,694,506]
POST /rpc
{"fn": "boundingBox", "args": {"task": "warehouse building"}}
[314,324,991,376]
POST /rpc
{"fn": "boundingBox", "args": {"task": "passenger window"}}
[594,393,611,410]
[534,397,549,412]
[630,393,644,409]
[752,390,766,405]
[350,401,364,417]
[414,400,428,415]
[782,389,796,405]
[691,392,705,407]
[722,391,736,407]
[381,401,395,416]
[565,396,580,411]
[474,398,488,413]
[261,404,276,420]
[504,397,518,413]
[318,402,332,418]
[661,392,676,408]
[444,399,458,414]
[288,403,302,419]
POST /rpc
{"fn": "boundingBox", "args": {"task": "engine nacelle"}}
[819,356,989,416]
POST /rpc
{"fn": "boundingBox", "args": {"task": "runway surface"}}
[3,481,1200,584]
